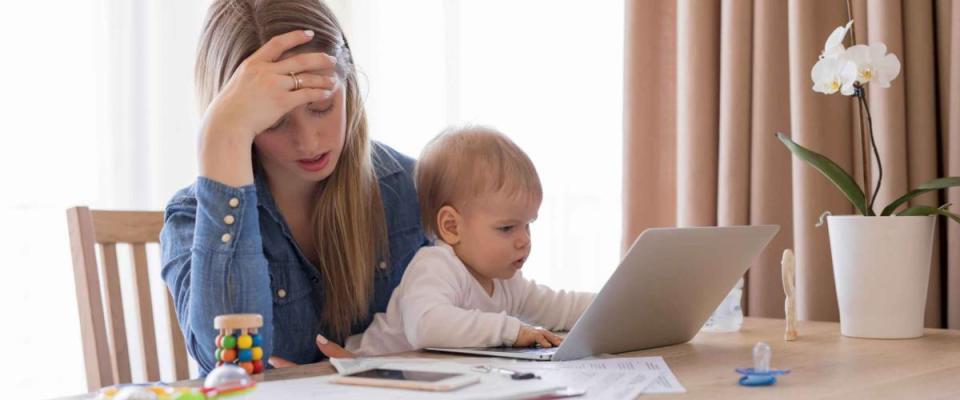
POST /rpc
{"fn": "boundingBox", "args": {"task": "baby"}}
[345,126,595,355]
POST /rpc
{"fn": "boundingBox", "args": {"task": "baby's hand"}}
[514,325,563,348]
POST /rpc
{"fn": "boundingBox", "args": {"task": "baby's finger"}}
[535,334,553,349]
[546,333,563,346]
[250,30,316,63]
[267,356,298,368]
[273,52,338,75]
[316,334,356,359]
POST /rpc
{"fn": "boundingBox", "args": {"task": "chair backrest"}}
[66,206,190,391]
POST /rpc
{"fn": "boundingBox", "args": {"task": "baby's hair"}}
[415,125,542,240]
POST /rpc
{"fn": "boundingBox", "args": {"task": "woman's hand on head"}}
[267,334,356,368]
[514,325,563,349]
[203,29,340,142]
[198,29,340,187]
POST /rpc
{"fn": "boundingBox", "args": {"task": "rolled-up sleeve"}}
[160,177,273,375]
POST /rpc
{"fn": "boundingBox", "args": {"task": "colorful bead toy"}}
[95,364,256,400]
[213,314,265,375]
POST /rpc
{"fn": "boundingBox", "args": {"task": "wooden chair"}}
[66,206,191,391]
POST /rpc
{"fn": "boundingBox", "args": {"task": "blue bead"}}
[252,334,262,347]
[238,349,253,362]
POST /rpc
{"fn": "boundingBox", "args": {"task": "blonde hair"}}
[195,0,387,340]
[415,126,542,240]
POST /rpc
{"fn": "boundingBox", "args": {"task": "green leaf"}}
[775,132,872,216]
[897,205,960,225]
[880,177,960,216]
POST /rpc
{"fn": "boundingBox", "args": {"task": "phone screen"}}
[346,368,461,382]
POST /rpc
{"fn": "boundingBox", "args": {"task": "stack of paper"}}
[489,356,686,396]
[251,360,562,400]
[249,356,684,399]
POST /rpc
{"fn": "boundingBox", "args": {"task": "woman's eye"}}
[498,226,514,233]
[310,104,334,116]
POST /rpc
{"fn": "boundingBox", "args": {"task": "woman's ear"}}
[436,205,462,245]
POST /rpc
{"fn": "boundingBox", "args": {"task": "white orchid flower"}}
[842,42,901,88]
[812,56,858,95]
[821,20,853,59]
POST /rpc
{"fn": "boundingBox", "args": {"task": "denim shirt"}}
[160,142,428,375]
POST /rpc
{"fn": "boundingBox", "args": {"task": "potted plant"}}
[776,20,960,339]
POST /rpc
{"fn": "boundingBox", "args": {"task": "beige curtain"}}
[623,0,960,328]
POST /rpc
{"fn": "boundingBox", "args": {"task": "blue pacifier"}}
[735,341,790,386]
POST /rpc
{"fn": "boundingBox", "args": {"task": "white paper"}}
[512,368,657,399]
[251,360,563,400]
[500,356,685,394]
[256,356,681,399]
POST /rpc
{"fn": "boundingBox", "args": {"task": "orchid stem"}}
[857,87,882,214]
[854,84,871,215]
[844,1,871,216]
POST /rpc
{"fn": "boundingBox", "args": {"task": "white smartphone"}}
[331,367,480,392]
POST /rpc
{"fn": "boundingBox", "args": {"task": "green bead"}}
[222,334,237,349]
[215,348,222,361]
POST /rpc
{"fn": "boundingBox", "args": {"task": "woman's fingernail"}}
[304,30,315,37]
[317,334,329,345]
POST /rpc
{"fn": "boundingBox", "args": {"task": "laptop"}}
[425,225,779,361]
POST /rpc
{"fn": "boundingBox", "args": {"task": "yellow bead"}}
[237,334,253,349]
[252,347,263,361]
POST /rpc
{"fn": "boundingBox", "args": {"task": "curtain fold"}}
[747,0,794,318]
[624,0,960,328]
[622,0,677,247]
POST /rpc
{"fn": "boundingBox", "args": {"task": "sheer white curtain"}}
[1,1,622,397]
[331,0,625,292]
[1,1,205,397]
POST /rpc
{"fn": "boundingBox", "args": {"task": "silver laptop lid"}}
[552,225,779,361]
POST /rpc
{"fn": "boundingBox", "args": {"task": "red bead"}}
[252,360,264,374]
[215,334,224,348]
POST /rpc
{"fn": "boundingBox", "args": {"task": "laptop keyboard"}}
[490,347,558,354]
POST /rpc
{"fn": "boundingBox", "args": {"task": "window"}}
[335,0,625,292]
[1,1,622,397]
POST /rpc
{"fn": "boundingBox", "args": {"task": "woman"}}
[160,0,427,374]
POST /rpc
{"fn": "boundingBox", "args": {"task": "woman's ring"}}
[289,72,301,91]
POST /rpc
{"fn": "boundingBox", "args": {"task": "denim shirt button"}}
[277,288,287,298]
[228,197,240,208]
[224,214,235,225]
[221,233,232,243]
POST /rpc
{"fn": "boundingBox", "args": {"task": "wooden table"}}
[63,317,960,399]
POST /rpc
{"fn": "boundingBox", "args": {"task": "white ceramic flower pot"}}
[826,215,936,339]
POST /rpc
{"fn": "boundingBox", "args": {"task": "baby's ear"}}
[436,205,462,245]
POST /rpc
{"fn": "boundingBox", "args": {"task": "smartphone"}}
[331,367,480,391]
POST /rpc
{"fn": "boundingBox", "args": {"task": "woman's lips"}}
[297,152,330,172]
